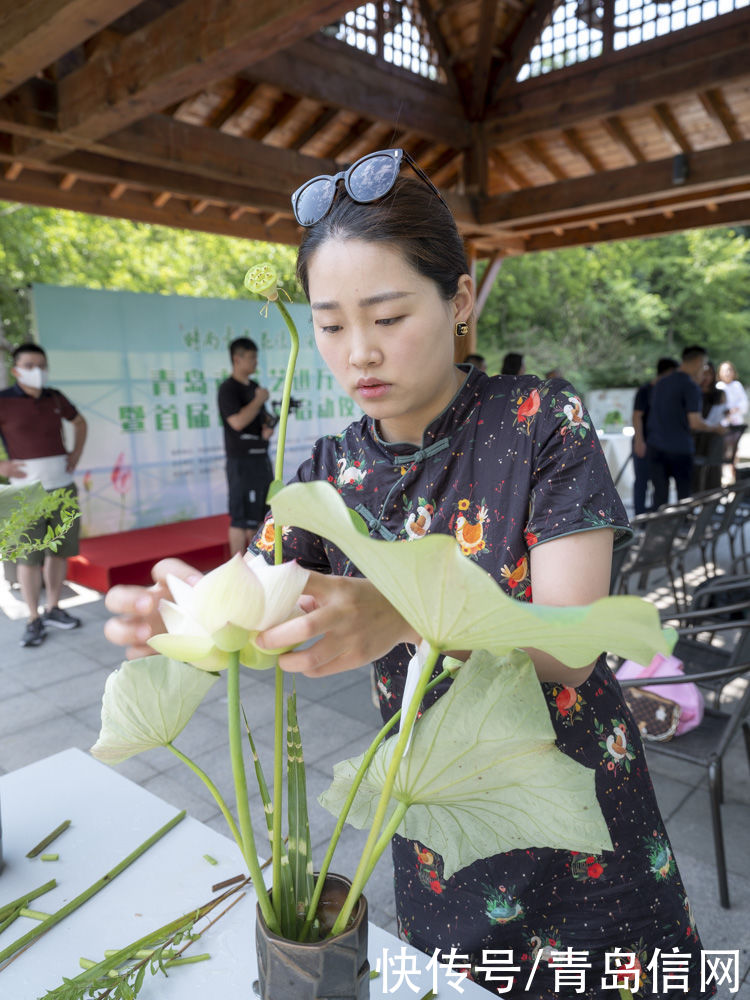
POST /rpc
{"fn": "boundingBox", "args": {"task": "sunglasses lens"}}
[295,178,335,226]
[348,153,399,202]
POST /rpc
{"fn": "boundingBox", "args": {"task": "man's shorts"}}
[226,454,273,530]
[15,484,81,567]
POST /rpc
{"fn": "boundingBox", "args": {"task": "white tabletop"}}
[0,749,486,999]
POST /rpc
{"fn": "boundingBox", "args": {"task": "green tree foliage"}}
[0,202,301,346]
[477,228,750,389]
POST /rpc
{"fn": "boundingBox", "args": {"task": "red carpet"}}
[67,515,231,592]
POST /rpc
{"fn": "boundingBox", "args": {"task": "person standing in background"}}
[217,337,274,556]
[647,345,724,508]
[500,351,525,375]
[631,357,678,514]
[716,361,748,481]
[463,353,487,373]
[0,342,87,647]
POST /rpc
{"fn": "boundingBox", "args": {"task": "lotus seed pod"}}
[244,262,279,301]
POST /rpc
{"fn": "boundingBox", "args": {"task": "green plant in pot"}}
[90,266,668,1000]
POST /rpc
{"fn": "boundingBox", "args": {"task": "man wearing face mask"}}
[0,342,87,647]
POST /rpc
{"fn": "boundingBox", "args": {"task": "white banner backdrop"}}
[31,284,361,537]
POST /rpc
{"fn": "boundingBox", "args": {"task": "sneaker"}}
[42,606,82,630]
[21,618,47,647]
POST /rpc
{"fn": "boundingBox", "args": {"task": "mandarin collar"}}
[366,364,485,459]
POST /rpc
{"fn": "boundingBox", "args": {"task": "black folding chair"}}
[616,661,750,908]
[614,506,692,609]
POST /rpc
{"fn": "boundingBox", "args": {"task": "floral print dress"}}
[251,367,713,999]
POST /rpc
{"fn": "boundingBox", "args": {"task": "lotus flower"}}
[148,553,309,671]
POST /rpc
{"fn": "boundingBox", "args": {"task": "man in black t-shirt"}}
[647,344,725,508]
[217,337,274,555]
[631,356,677,514]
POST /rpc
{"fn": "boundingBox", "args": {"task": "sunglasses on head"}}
[291,148,446,227]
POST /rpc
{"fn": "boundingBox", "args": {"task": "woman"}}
[717,361,748,481]
[693,361,726,490]
[105,152,712,998]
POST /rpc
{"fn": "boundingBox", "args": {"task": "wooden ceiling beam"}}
[208,80,260,131]
[478,138,750,226]
[512,182,750,236]
[474,252,504,317]
[698,88,742,144]
[488,0,558,101]
[0,0,140,99]
[290,106,339,151]
[525,198,750,252]
[469,0,500,119]
[651,103,691,154]
[0,169,302,244]
[246,94,299,143]
[414,0,465,103]
[486,7,750,142]
[488,148,528,190]
[246,36,470,148]
[522,138,566,181]
[4,161,23,181]
[602,117,645,165]
[55,0,359,143]
[560,128,603,173]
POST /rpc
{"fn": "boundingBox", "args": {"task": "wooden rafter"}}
[479,139,750,226]
[486,7,750,141]
[470,0,500,119]
[208,81,259,131]
[247,36,470,147]
[489,148,529,190]
[488,0,558,101]
[414,0,465,103]
[54,0,359,143]
[0,0,140,99]
[290,107,339,151]
[522,138,566,181]
[602,117,645,165]
[651,103,691,154]
[561,128,603,173]
[698,88,742,144]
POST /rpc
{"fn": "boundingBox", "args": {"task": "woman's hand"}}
[104,558,203,659]
[256,572,420,677]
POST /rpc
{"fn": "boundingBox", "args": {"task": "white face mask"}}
[15,366,48,390]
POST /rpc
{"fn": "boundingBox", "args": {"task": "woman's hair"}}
[296,176,468,302]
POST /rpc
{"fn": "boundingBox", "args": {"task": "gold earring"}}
[455,321,469,338]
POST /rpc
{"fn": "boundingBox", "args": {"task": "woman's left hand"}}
[256,571,420,676]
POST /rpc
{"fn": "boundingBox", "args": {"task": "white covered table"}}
[0,749,487,999]
[598,430,634,508]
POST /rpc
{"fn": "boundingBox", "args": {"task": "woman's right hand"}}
[104,558,203,659]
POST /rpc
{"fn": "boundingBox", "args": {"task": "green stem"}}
[358,800,408,890]
[166,743,242,848]
[0,879,56,922]
[300,666,455,941]
[0,810,185,968]
[26,819,70,858]
[331,645,442,936]
[226,648,277,932]
[270,295,300,918]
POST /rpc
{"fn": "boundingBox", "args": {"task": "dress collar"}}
[366,364,484,459]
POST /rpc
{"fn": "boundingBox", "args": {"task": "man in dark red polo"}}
[0,342,87,647]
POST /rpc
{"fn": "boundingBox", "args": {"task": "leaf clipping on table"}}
[320,650,612,879]
[271,480,670,667]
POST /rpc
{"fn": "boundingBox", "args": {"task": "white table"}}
[0,750,487,999]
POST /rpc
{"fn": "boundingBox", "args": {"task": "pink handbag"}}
[617,653,705,736]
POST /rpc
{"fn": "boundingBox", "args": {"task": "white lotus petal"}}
[90,656,217,764]
[160,599,210,638]
[249,557,309,630]
[211,622,251,652]
[192,554,266,634]
[239,639,278,671]
[166,573,199,616]
[401,640,431,753]
[149,631,218,667]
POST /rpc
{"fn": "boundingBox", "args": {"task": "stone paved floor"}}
[1,527,749,997]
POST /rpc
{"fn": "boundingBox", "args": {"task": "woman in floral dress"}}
[106,156,714,998]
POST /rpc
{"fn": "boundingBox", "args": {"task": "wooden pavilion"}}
[1,0,749,331]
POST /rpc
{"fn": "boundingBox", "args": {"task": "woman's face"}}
[306,237,473,446]
[719,362,735,383]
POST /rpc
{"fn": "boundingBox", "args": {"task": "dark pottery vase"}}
[255,873,369,1000]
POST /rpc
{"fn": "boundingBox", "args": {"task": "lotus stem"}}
[270,294,300,920]
[26,819,70,857]
[166,743,242,848]
[0,879,56,922]
[226,649,277,932]
[0,810,185,968]
[332,644,441,935]
[301,666,455,941]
